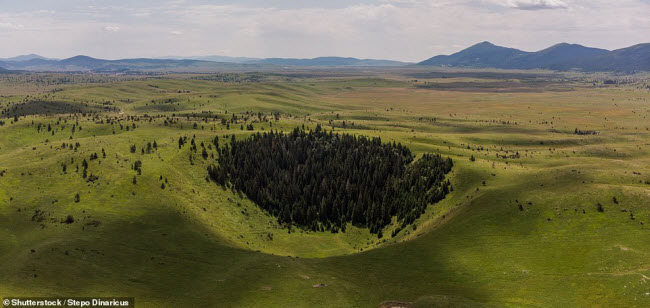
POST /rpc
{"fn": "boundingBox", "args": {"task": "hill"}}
[419,41,530,68]
[0,74,648,307]
[0,56,271,72]
[1,54,56,62]
[512,43,609,69]
[562,43,650,72]
[157,55,261,63]
[419,41,649,72]
[158,55,407,66]
[0,55,408,71]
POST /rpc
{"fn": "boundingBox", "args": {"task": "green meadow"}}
[0,71,649,307]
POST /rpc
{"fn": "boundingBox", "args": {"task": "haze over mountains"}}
[0,42,647,72]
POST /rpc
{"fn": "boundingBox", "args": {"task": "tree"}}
[133,160,142,175]
[64,215,75,224]
[208,126,453,236]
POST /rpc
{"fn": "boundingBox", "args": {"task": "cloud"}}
[0,22,25,30]
[103,26,120,32]
[0,0,648,61]
[501,0,568,10]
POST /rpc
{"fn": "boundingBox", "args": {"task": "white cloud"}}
[103,26,120,32]
[0,0,648,61]
[499,0,568,10]
[0,22,25,30]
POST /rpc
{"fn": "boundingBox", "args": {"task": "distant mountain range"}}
[248,57,407,67]
[0,55,409,72]
[0,42,648,72]
[158,56,408,66]
[418,41,650,72]
[156,55,261,63]
[0,54,59,62]
[0,56,272,72]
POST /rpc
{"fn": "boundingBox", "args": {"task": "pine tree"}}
[208,127,453,235]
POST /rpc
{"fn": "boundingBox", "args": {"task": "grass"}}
[0,70,649,307]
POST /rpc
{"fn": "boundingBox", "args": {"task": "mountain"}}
[251,56,408,67]
[562,43,650,72]
[0,55,407,72]
[1,44,646,72]
[418,42,649,72]
[1,54,57,62]
[157,55,261,63]
[156,55,406,66]
[0,56,271,72]
[512,43,609,69]
[58,55,108,70]
[419,42,530,67]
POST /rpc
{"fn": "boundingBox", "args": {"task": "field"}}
[0,69,649,307]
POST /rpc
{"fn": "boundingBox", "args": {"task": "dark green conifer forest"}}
[208,125,453,235]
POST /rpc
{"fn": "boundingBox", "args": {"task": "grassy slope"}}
[0,75,649,307]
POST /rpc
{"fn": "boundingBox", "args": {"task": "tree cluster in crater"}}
[208,126,453,236]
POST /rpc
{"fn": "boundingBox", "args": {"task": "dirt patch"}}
[379,301,413,308]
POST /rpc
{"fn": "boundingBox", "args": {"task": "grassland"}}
[0,70,649,307]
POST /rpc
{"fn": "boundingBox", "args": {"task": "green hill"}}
[0,73,648,307]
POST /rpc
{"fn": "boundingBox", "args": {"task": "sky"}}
[0,0,649,61]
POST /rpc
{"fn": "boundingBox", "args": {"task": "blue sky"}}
[0,0,648,61]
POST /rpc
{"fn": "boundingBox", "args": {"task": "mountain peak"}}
[467,41,501,49]
[418,41,643,71]
[64,55,97,61]
[476,41,496,46]
[419,41,528,67]
[2,54,52,62]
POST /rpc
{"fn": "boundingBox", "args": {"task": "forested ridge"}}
[208,126,453,236]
